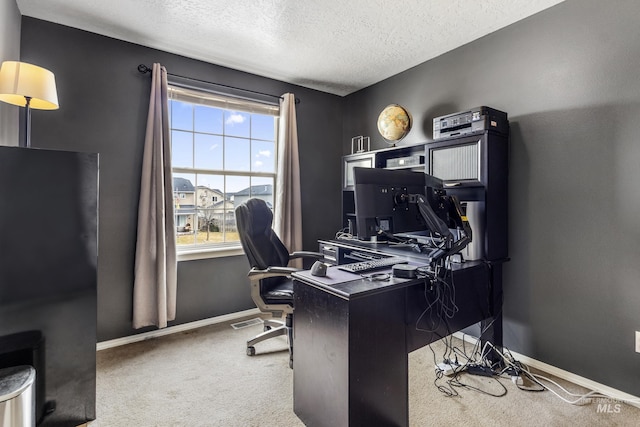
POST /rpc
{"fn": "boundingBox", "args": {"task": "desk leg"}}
[293,281,409,427]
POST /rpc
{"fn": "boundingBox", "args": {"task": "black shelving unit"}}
[340,129,509,363]
[341,131,508,262]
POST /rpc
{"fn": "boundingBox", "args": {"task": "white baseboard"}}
[96,308,261,351]
[452,332,640,408]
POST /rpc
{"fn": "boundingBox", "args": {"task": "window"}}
[169,85,279,254]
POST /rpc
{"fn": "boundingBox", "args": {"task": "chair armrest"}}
[289,251,324,261]
[247,266,300,281]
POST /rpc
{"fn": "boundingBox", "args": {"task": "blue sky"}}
[170,99,276,194]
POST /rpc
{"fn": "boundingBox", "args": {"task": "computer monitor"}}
[352,167,448,241]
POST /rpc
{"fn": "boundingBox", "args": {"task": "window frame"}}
[168,83,280,260]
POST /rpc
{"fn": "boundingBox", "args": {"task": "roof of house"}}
[234,184,273,196]
[173,177,194,192]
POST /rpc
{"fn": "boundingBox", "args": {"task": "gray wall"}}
[16,0,640,398]
[0,0,20,146]
[20,17,343,342]
[344,0,640,396]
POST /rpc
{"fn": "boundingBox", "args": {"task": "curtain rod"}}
[137,64,300,104]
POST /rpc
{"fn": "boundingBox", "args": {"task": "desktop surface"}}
[295,257,486,303]
[293,264,421,300]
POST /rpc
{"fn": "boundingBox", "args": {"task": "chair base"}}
[246,314,293,368]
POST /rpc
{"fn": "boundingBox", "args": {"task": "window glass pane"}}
[194,134,223,170]
[172,130,193,168]
[196,174,224,195]
[198,201,239,243]
[228,176,251,243]
[194,105,223,134]
[227,176,250,201]
[250,176,274,209]
[171,100,193,131]
[225,136,250,171]
[169,84,278,253]
[251,115,275,141]
[224,209,239,243]
[173,173,197,246]
[196,206,219,241]
[224,111,250,137]
[252,140,276,173]
[175,174,228,246]
[194,173,228,243]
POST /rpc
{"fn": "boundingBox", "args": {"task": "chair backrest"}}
[235,198,290,270]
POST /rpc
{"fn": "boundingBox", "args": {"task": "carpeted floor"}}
[92,317,640,426]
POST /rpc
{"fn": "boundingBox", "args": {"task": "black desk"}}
[292,239,503,427]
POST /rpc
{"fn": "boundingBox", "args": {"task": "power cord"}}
[429,336,508,398]
[425,297,640,404]
[480,341,640,405]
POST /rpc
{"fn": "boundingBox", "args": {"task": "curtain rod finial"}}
[138,64,152,74]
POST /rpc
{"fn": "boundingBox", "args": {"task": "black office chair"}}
[235,198,323,368]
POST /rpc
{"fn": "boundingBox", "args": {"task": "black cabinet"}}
[425,131,509,361]
[0,147,98,426]
[425,131,509,261]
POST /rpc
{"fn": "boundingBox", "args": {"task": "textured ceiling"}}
[17,0,565,96]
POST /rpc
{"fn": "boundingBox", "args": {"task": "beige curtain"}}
[274,93,302,265]
[133,63,177,329]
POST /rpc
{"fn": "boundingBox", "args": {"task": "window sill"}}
[177,245,245,262]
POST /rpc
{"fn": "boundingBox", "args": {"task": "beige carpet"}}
[92,317,640,426]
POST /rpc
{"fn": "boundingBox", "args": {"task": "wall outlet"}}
[636,331,640,353]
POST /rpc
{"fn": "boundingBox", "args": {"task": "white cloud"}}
[254,161,264,167]
[226,113,245,125]
[257,150,271,158]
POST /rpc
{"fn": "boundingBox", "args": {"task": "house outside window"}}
[169,84,279,256]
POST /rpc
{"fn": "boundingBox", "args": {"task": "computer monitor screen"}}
[353,167,443,241]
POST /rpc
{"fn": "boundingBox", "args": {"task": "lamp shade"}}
[0,61,59,110]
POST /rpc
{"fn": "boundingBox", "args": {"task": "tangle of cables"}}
[425,331,640,406]
[414,266,458,334]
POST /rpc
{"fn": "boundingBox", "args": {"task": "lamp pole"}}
[24,96,32,148]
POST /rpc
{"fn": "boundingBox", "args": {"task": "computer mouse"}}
[310,261,327,277]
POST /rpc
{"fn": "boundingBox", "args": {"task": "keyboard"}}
[338,257,407,274]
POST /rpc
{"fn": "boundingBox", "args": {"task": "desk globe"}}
[377,104,412,145]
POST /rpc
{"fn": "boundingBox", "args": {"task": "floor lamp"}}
[0,61,59,148]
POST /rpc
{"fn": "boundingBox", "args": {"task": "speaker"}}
[461,202,485,261]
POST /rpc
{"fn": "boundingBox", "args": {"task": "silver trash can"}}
[0,366,35,427]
